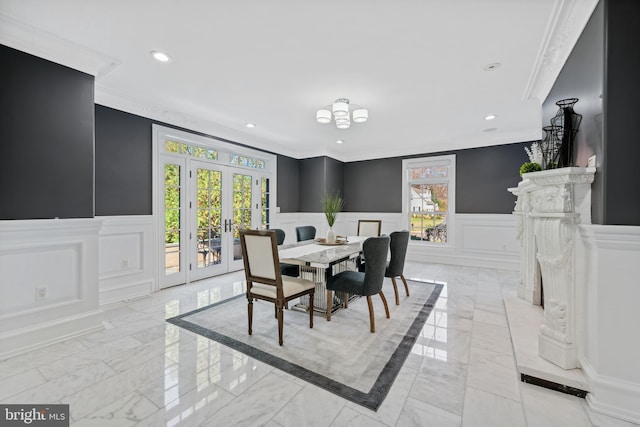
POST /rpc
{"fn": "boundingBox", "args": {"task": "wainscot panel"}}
[0,219,104,359]
[98,216,155,305]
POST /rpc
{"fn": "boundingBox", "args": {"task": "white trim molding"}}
[0,218,104,359]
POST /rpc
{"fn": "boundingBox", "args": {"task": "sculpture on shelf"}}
[540,125,562,169]
[550,98,582,168]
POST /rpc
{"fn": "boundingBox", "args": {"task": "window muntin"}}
[230,154,265,170]
[165,140,217,160]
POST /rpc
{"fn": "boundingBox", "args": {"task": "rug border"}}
[166,280,443,411]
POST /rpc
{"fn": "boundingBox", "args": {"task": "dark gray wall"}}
[276,154,299,213]
[325,157,344,200]
[543,2,605,223]
[95,106,153,216]
[344,158,402,213]
[0,44,94,220]
[603,0,640,225]
[456,143,529,213]
[298,157,327,212]
[343,143,528,214]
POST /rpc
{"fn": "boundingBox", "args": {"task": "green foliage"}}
[320,192,344,227]
[520,162,542,176]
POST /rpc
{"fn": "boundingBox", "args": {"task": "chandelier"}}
[316,98,368,129]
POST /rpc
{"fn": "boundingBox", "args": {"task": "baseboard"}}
[0,309,104,360]
[581,358,640,424]
[99,279,153,306]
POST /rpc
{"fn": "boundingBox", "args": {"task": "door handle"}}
[224,219,228,233]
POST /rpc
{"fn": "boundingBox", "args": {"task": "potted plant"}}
[320,192,344,244]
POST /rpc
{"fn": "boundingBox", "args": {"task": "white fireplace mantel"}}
[508,167,595,369]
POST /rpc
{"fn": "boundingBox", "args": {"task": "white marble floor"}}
[1,263,636,427]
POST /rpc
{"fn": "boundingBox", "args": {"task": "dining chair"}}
[357,219,382,237]
[296,225,316,242]
[326,235,390,333]
[239,229,315,346]
[271,228,299,277]
[386,230,410,305]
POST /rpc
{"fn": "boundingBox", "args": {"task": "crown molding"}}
[0,12,120,77]
[523,0,599,102]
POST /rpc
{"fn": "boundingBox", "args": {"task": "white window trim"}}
[402,154,456,248]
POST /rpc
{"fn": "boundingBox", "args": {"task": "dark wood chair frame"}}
[239,229,315,346]
[357,219,382,237]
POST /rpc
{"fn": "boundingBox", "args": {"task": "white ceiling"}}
[0,0,598,162]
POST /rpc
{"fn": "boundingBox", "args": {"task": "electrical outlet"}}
[36,286,47,300]
[121,259,129,268]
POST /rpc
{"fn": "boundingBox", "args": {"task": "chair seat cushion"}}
[250,277,315,299]
[326,270,365,294]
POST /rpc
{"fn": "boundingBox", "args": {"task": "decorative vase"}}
[326,227,336,244]
[550,98,582,168]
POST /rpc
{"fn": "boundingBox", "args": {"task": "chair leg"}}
[367,295,375,333]
[277,304,284,346]
[401,274,410,296]
[379,291,390,318]
[326,290,332,321]
[247,298,253,335]
[309,292,314,329]
[391,277,400,305]
[344,292,348,308]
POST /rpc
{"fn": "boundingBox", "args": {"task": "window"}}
[402,155,455,245]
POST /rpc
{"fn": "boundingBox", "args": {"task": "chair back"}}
[239,229,281,287]
[357,220,382,237]
[272,228,286,245]
[296,225,316,242]
[362,235,390,296]
[387,231,410,277]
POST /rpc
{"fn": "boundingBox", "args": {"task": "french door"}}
[159,157,259,288]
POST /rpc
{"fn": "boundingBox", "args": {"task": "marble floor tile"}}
[397,396,462,427]
[461,386,526,427]
[466,346,520,402]
[0,368,46,400]
[199,372,302,426]
[272,383,346,427]
[72,391,158,427]
[520,382,592,427]
[4,262,632,427]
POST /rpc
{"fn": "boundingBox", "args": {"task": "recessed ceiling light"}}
[484,62,501,71]
[483,127,497,132]
[336,140,344,144]
[485,114,497,121]
[150,51,171,62]
[245,123,256,128]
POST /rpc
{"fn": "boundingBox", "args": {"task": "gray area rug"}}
[167,280,443,411]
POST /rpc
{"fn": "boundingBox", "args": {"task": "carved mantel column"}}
[509,167,595,369]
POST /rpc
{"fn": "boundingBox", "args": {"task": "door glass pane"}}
[196,168,223,268]
[409,183,448,242]
[232,173,253,260]
[261,178,269,229]
[164,164,181,275]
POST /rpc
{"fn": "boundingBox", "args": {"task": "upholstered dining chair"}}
[239,229,315,346]
[271,228,299,277]
[357,219,382,237]
[386,230,410,305]
[296,225,316,242]
[326,235,391,333]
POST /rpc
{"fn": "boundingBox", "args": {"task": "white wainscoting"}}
[408,214,519,270]
[98,216,155,305]
[0,219,104,359]
[272,212,518,270]
[580,224,640,424]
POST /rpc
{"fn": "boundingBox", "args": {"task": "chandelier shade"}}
[316,98,368,129]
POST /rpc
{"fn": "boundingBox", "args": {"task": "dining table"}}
[278,235,368,317]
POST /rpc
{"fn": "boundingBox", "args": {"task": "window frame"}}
[402,154,456,248]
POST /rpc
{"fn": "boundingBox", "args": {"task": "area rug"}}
[167,279,443,411]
